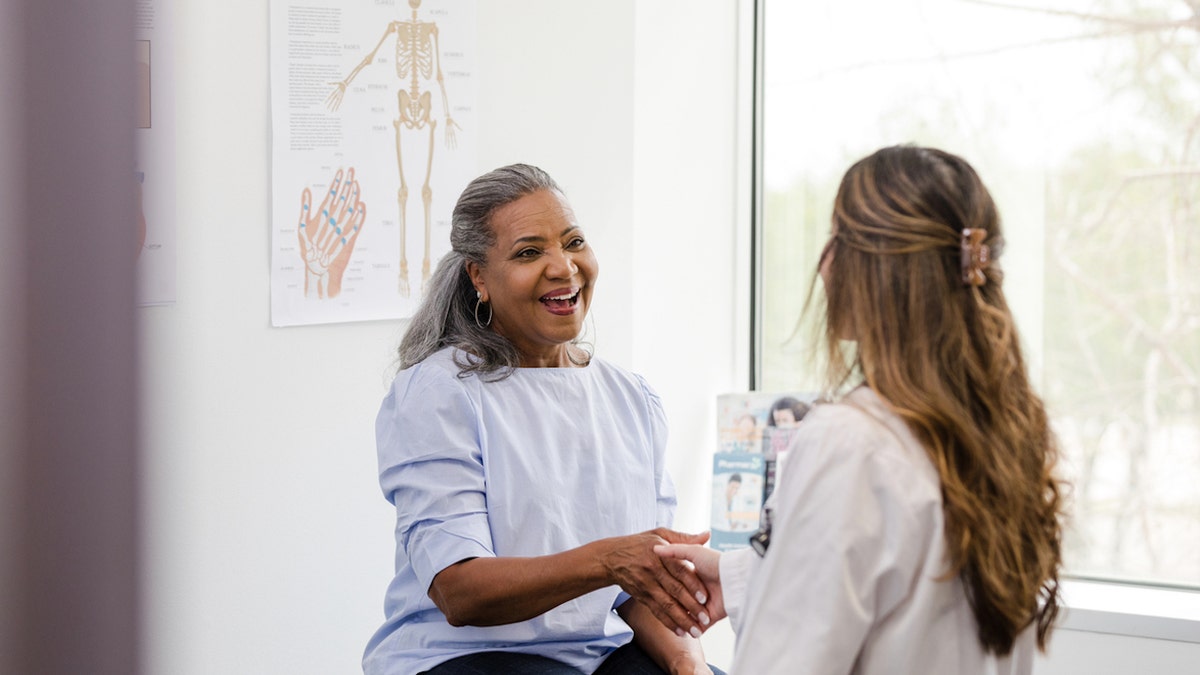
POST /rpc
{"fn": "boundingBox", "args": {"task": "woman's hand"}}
[618,589,715,675]
[654,543,726,624]
[599,529,713,637]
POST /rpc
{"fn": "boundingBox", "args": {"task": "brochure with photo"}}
[710,391,819,550]
[710,452,766,551]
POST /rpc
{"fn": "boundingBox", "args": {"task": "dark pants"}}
[420,641,728,675]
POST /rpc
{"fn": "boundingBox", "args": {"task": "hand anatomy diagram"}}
[326,0,460,298]
[297,167,366,299]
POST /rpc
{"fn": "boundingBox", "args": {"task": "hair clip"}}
[961,228,990,287]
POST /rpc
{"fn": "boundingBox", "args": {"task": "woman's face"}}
[772,409,797,427]
[467,189,598,365]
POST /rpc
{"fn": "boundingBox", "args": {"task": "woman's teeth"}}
[542,291,579,306]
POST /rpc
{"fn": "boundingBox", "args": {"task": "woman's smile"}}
[540,287,581,315]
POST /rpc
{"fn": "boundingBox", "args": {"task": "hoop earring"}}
[474,291,493,329]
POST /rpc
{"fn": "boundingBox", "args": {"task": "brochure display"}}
[710,391,817,551]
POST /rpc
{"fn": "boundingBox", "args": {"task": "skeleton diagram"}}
[326,0,459,298]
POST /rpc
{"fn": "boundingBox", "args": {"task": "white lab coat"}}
[719,386,1035,674]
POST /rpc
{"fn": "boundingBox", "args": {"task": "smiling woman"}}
[398,166,598,378]
[364,164,726,675]
[465,188,598,368]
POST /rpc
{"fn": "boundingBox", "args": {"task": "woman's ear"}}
[465,260,487,302]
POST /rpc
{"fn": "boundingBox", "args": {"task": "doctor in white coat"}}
[659,145,1067,675]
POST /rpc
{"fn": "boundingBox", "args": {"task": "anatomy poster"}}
[135,0,177,306]
[269,0,478,327]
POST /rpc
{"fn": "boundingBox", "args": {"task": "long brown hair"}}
[819,145,1065,654]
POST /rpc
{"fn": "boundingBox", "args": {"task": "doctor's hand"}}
[597,529,714,638]
[654,543,726,625]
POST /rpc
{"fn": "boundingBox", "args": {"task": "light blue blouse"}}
[362,347,675,675]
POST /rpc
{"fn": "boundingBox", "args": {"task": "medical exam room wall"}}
[139,1,743,673]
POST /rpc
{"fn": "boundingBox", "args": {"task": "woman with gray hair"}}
[364,164,723,675]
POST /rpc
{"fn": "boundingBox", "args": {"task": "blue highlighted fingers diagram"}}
[297,167,367,299]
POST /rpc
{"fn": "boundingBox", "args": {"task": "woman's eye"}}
[566,237,586,250]
[517,248,540,258]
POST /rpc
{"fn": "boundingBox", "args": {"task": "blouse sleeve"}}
[376,363,495,593]
[727,406,927,674]
[611,372,676,612]
[638,374,676,529]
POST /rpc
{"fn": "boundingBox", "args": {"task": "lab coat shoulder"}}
[725,387,946,674]
[777,388,943,533]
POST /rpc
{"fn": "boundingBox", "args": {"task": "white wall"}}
[141,1,1195,674]
[631,2,749,665]
[632,0,748,535]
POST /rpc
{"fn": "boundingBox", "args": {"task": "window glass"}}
[758,0,1200,587]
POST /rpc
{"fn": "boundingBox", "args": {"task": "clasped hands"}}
[653,541,726,628]
[602,528,720,638]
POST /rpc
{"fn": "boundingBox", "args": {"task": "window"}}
[755,0,1200,587]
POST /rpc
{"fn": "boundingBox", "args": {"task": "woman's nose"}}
[545,248,578,278]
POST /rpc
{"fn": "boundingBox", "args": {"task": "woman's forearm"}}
[427,529,712,636]
[428,540,611,626]
[619,598,711,674]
